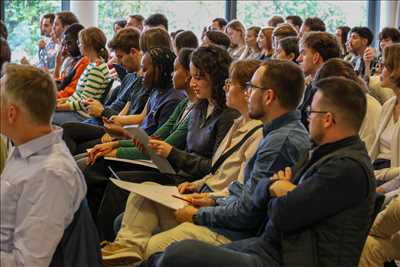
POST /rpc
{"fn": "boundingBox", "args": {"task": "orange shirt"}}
[57,57,90,99]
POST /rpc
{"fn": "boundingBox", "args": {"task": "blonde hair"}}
[2,63,56,124]
[225,20,246,47]
[79,27,108,60]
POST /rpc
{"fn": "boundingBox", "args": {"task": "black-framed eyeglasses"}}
[305,106,330,117]
[245,82,265,92]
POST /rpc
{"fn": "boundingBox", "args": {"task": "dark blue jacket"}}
[193,111,310,240]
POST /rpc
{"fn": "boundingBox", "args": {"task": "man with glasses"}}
[133,60,310,264]
[144,76,375,267]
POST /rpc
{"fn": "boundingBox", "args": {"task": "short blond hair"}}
[2,63,56,124]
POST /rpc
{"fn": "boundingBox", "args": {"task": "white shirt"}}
[0,128,86,267]
[378,114,397,160]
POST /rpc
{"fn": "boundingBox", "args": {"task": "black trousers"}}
[62,122,105,155]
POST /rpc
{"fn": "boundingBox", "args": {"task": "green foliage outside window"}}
[4,0,61,62]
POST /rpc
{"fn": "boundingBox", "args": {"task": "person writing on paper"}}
[53,27,111,125]
[100,60,309,265]
[86,48,196,164]
[96,55,259,243]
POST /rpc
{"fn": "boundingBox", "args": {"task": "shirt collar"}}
[13,127,64,159]
[263,110,301,136]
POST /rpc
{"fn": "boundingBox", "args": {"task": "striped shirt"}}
[67,60,110,117]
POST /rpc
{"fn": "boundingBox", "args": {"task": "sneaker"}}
[101,242,142,266]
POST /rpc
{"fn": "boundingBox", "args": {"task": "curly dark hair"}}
[146,47,176,92]
[190,45,232,109]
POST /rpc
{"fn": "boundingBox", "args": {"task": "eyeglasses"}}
[245,82,266,92]
[225,79,232,86]
[305,106,330,117]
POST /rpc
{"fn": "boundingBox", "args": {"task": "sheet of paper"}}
[110,178,187,210]
[123,126,176,174]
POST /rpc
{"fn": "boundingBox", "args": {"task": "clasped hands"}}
[269,167,296,198]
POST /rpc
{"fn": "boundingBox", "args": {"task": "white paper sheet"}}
[110,178,188,210]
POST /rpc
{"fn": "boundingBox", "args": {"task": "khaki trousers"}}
[116,191,231,260]
[359,196,400,267]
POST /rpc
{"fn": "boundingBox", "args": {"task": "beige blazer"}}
[369,96,400,181]
[192,117,263,193]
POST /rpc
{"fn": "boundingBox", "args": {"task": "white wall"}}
[380,0,400,30]
[70,1,98,28]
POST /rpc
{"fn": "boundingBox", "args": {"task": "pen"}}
[171,194,192,204]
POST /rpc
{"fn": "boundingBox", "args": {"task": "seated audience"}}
[272,22,298,49]
[369,27,400,104]
[56,23,89,98]
[53,27,111,125]
[202,30,231,50]
[173,30,198,55]
[267,15,284,28]
[239,26,261,60]
[97,58,261,243]
[285,15,303,32]
[211,17,227,32]
[348,26,376,78]
[113,19,126,34]
[0,63,87,266]
[225,20,246,60]
[61,27,146,155]
[126,14,145,31]
[314,58,382,151]
[369,44,400,182]
[143,76,375,267]
[335,25,351,58]
[298,16,326,38]
[257,27,274,60]
[101,59,310,265]
[273,36,299,62]
[297,31,341,128]
[144,13,168,31]
[359,195,400,267]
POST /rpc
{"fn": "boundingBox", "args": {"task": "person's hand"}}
[101,133,115,144]
[56,102,70,111]
[102,117,132,140]
[376,187,385,194]
[189,193,216,207]
[363,47,375,68]
[85,98,105,117]
[108,115,126,125]
[271,167,293,182]
[109,68,120,81]
[87,142,117,165]
[269,180,296,197]
[178,182,198,194]
[175,205,198,223]
[38,39,47,49]
[148,139,173,158]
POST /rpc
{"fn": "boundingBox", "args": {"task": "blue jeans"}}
[53,111,87,126]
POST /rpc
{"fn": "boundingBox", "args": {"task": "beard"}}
[248,109,265,120]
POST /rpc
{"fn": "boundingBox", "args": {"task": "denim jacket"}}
[193,111,311,240]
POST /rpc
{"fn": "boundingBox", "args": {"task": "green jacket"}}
[116,98,190,160]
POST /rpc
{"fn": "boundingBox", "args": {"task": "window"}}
[5,0,61,62]
[98,0,225,41]
[237,0,368,32]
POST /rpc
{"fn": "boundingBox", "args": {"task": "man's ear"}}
[323,112,335,129]
[288,52,296,62]
[7,104,18,125]
[312,52,321,65]
[264,88,276,106]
